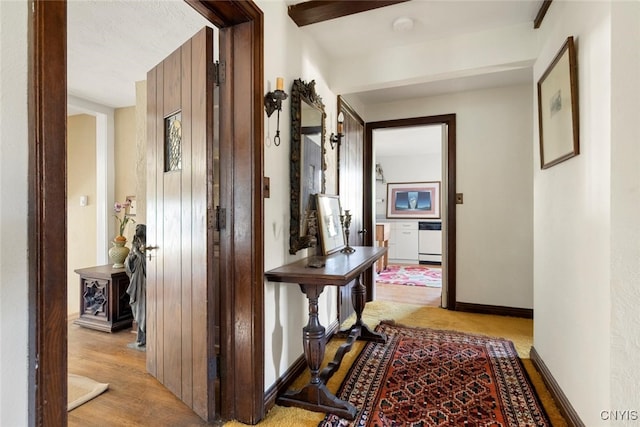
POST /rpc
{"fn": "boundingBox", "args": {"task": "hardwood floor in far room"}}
[67,322,218,427]
[375,263,442,307]
[375,282,442,306]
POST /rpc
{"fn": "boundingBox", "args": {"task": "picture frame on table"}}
[537,36,579,169]
[386,182,440,219]
[316,194,346,255]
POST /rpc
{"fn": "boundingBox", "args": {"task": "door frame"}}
[28,1,265,424]
[364,115,457,309]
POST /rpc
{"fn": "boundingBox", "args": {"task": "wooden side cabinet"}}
[74,264,133,332]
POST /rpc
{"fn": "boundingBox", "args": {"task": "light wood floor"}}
[374,264,442,306]
[68,322,217,426]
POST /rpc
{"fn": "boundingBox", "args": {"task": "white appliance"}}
[418,221,442,264]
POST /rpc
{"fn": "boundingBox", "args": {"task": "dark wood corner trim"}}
[264,319,340,411]
[337,95,364,126]
[28,1,68,425]
[288,0,409,27]
[455,302,533,319]
[530,347,585,427]
[534,0,553,29]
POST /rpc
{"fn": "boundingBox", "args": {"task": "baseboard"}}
[530,346,585,427]
[455,301,533,318]
[264,318,341,411]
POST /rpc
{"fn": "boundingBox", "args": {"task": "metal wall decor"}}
[165,112,182,172]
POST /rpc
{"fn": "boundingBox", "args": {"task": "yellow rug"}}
[67,374,109,411]
[225,300,567,426]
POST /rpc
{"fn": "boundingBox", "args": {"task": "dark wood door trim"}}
[364,114,457,309]
[28,1,68,424]
[29,1,265,425]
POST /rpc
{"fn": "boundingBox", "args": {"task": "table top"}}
[265,246,386,286]
[74,264,126,278]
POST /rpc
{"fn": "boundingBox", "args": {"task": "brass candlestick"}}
[340,209,355,253]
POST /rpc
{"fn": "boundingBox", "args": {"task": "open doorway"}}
[372,125,444,307]
[364,115,457,310]
[31,1,266,424]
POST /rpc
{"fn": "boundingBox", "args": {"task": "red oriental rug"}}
[376,264,442,288]
[320,322,550,427]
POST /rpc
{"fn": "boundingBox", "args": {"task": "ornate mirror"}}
[290,79,326,254]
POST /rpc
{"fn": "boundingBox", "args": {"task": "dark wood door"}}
[146,27,218,421]
[338,99,366,323]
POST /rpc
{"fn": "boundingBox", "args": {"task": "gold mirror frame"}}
[289,79,326,254]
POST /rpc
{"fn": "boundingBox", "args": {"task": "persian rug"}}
[320,322,550,427]
[67,374,109,411]
[376,264,441,288]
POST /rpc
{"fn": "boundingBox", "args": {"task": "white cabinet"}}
[388,222,418,263]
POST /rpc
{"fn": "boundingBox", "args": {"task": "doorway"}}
[364,115,457,310]
[372,124,444,307]
[29,1,265,425]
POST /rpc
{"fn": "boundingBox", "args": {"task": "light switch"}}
[79,195,88,206]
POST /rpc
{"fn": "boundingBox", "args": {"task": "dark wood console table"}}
[265,246,387,420]
[74,264,133,332]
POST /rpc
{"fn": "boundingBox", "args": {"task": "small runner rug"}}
[67,374,109,411]
[376,264,441,288]
[320,322,550,427]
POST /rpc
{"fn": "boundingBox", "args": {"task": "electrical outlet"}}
[456,193,464,204]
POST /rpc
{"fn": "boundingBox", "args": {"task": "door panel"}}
[338,99,365,323]
[146,27,217,421]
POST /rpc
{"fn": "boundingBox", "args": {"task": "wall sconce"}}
[329,112,345,150]
[264,77,288,146]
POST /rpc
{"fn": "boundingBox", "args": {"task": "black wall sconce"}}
[264,77,288,146]
[329,112,344,150]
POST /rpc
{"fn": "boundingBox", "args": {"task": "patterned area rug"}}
[320,322,551,427]
[376,264,441,288]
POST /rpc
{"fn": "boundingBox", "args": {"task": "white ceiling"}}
[68,0,211,108]
[67,0,542,109]
[374,125,442,157]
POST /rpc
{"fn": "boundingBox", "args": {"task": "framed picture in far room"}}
[386,182,440,219]
[316,194,346,255]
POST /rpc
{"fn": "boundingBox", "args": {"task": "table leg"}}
[277,283,357,420]
[350,275,386,343]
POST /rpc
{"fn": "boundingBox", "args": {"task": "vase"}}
[109,238,130,268]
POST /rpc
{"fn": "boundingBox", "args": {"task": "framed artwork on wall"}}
[316,194,345,255]
[386,182,440,219]
[537,36,579,169]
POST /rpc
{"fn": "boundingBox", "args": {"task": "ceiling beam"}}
[533,0,552,29]
[288,0,410,27]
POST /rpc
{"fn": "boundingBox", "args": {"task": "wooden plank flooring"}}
[68,322,217,426]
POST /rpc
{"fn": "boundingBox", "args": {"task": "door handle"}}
[143,245,159,261]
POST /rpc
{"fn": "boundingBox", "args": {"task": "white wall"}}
[533,2,612,425]
[609,1,640,417]
[0,0,29,425]
[258,0,340,390]
[67,115,98,316]
[375,153,442,218]
[366,84,534,309]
